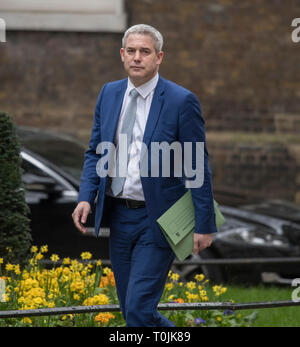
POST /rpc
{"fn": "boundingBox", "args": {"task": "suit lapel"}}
[140,76,165,163]
[101,79,127,144]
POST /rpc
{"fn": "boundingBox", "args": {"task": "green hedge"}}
[0,112,32,263]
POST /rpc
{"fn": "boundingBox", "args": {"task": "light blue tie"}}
[111,88,139,196]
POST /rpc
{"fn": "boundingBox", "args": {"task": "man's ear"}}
[157,51,164,65]
[120,48,125,62]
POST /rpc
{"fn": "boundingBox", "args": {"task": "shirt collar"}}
[127,73,159,99]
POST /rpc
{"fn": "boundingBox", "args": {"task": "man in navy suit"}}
[72,24,217,327]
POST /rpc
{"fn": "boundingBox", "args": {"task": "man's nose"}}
[133,51,141,61]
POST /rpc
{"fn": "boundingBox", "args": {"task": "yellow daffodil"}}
[83,294,109,306]
[22,317,32,324]
[50,254,60,263]
[170,273,180,282]
[14,264,21,275]
[5,264,14,271]
[73,294,80,301]
[185,292,199,302]
[194,274,205,282]
[35,253,43,261]
[186,281,196,290]
[62,257,71,265]
[81,252,92,260]
[165,283,174,291]
[40,245,48,253]
[103,267,112,275]
[200,290,207,297]
[30,246,38,253]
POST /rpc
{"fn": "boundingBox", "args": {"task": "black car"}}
[180,205,300,284]
[17,126,300,283]
[17,126,110,260]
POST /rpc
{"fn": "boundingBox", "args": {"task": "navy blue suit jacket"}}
[78,75,217,247]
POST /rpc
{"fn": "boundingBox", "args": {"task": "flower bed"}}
[0,246,256,327]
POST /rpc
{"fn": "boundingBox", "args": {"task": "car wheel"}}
[178,249,225,284]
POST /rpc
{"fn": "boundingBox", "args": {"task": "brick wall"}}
[1,0,300,204]
[208,138,300,205]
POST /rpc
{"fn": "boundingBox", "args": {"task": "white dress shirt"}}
[108,73,159,201]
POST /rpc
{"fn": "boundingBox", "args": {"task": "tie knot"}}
[130,88,139,99]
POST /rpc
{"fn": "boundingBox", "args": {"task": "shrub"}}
[0,112,32,264]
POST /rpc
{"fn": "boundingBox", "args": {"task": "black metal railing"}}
[1,300,300,319]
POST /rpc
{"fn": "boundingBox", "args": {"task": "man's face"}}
[120,34,164,86]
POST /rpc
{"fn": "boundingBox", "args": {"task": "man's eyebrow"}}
[126,46,152,50]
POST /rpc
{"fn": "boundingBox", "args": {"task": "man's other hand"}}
[193,233,213,254]
[72,201,91,234]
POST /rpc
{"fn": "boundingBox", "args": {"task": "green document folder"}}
[156,190,226,261]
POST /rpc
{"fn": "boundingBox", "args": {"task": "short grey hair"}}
[122,24,163,52]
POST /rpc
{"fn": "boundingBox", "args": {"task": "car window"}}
[21,158,66,193]
[17,128,86,181]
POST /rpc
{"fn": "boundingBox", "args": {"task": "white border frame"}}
[0,0,126,32]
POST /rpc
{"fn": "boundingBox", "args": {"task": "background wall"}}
[1,0,300,204]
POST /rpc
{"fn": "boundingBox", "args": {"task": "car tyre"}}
[180,248,225,284]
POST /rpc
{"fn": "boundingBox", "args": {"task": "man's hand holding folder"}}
[194,233,213,254]
[157,189,225,261]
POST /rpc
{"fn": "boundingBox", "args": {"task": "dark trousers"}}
[108,199,175,327]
